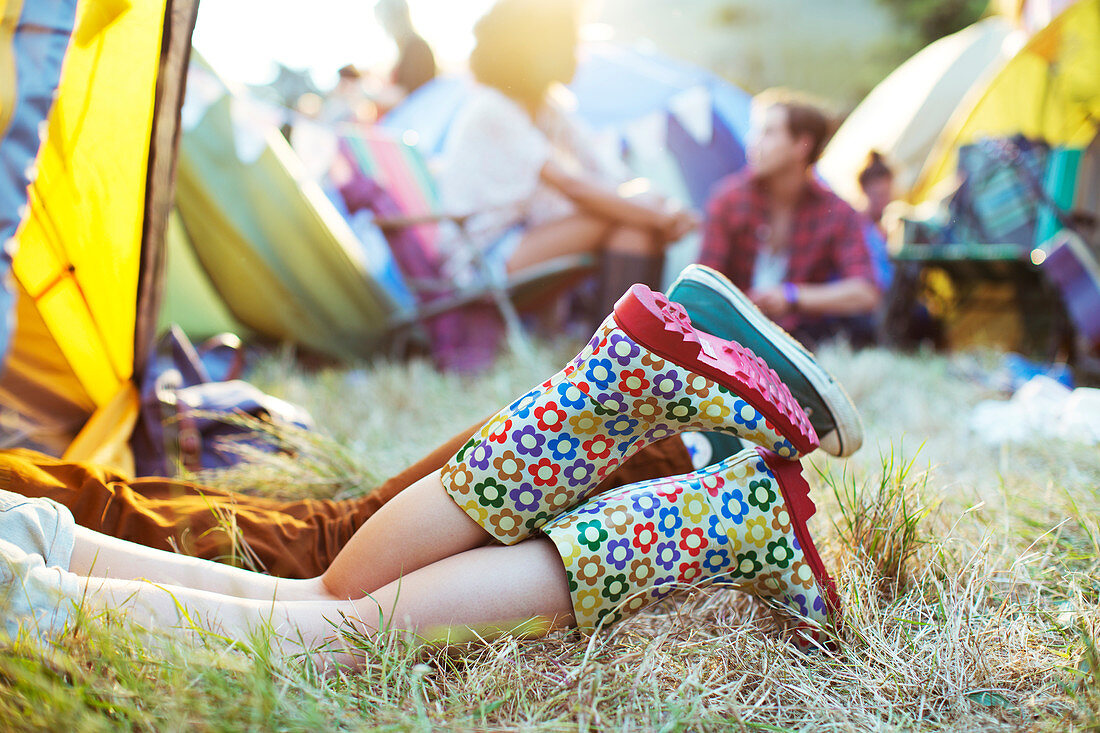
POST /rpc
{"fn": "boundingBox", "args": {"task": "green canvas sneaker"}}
[667,265,863,458]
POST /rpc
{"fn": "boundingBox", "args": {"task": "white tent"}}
[818,17,1021,204]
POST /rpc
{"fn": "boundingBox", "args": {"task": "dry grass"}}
[2,342,1099,730]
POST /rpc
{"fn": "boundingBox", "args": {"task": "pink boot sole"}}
[613,285,819,456]
[759,447,842,648]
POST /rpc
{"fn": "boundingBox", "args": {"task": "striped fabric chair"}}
[336,127,594,363]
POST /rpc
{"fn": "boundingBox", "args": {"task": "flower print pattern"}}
[538,447,834,642]
[510,388,541,419]
[703,548,730,574]
[468,442,493,471]
[632,522,660,553]
[556,381,590,410]
[582,434,615,462]
[651,370,684,399]
[604,414,640,437]
[698,397,731,424]
[746,478,778,511]
[604,538,634,571]
[678,561,703,584]
[765,537,795,569]
[508,483,543,513]
[602,573,630,603]
[631,396,662,421]
[684,374,711,398]
[585,358,616,390]
[631,493,660,518]
[732,550,763,579]
[721,487,750,524]
[770,505,793,534]
[706,514,729,545]
[664,398,699,423]
[534,402,568,432]
[654,483,683,503]
[678,527,706,557]
[528,457,561,487]
[486,417,512,444]
[606,333,640,365]
[601,505,635,536]
[473,478,507,509]
[657,505,682,536]
[492,451,525,483]
[562,458,596,488]
[744,516,773,547]
[576,520,608,551]
[511,424,545,457]
[576,556,606,584]
[568,410,601,435]
[618,369,650,397]
[546,434,579,462]
[441,312,807,552]
[487,507,524,539]
[680,492,710,524]
[654,540,680,571]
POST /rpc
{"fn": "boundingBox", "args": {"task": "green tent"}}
[161,57,398,360]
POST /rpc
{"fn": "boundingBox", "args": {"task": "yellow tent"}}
[0,0,197,474]
[910,0,1100,205]
[819,16,1019,204]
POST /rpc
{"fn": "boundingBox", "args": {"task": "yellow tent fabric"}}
[819,17,1017,204]
[0,0,24,142]
[0,0,166,472]
[910,0,1100,204]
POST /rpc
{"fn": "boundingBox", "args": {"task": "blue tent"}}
[382,42,751,210]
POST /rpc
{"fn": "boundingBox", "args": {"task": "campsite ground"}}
[2,342,1098,731]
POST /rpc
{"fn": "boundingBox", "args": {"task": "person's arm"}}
[540,160,697,240]
[751,277,880,319]
[697,184,735,273]
[750,204,882,319]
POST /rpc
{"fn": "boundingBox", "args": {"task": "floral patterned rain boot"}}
[441,284,818,544]
[542,446,841,649]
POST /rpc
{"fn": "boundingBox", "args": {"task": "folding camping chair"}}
[884,136,1081,357]
[1036,230,1100,377]
[335,127,595,361]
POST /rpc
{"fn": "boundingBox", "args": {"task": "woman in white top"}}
[434,0,697,316]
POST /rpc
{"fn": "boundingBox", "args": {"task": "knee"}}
[319,570,363,602]
[607,225,660,256]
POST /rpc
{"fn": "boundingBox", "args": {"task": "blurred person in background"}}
[434,0,697,319]
[699,89,880,347]
[372,0,436,114]
[856,150,895,290]
[320,64,377,125]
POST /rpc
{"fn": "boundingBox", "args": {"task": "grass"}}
[2,341,1099,730]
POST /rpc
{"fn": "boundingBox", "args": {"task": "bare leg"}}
[69,526,331,602]
[321,471,490,599]
[65,470,499,604]
[505,214,611,273]
[605,223,662,257]
[77,538,574,669]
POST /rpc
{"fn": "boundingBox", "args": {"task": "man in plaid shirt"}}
[699,89,881,344]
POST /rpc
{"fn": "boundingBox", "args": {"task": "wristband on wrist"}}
[782,282,800,311]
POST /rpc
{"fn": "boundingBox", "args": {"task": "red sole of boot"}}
[758,448,842,631]
[613,284,818,456]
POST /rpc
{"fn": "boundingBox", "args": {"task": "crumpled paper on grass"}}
[969,375,1100,445]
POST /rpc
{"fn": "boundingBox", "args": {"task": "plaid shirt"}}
[699,171,876,293]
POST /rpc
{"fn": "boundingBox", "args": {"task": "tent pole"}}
[133,0,200,381]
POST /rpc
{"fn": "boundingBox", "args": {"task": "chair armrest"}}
[374,212,471,230]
